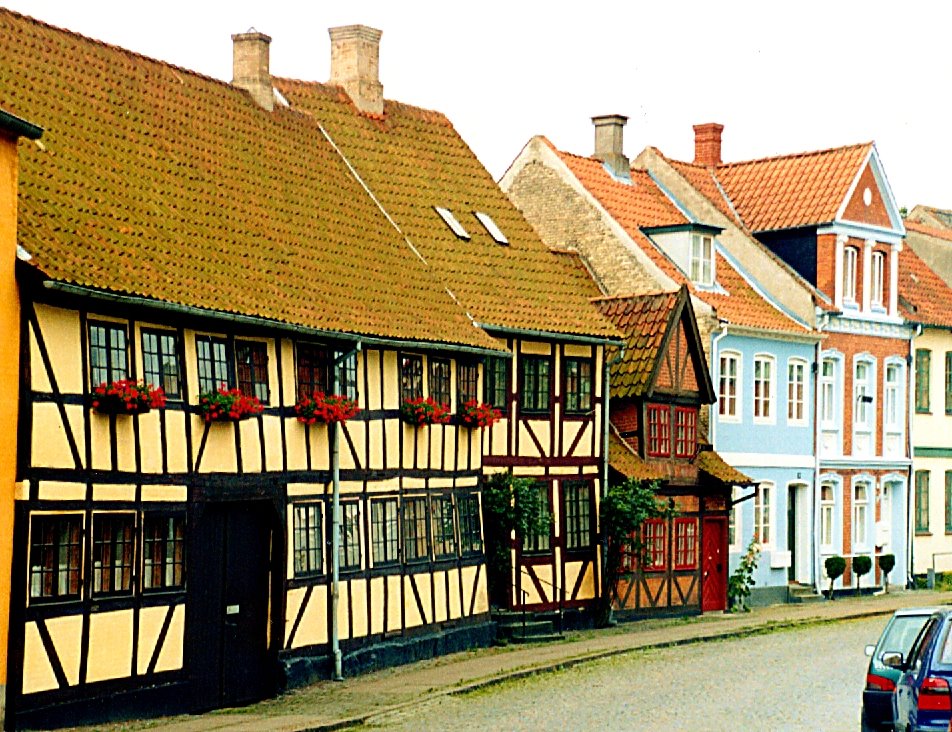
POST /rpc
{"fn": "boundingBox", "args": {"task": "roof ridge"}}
[906,220,952,242]
[714,141,873,170]
[0,7,233,91]
[591,289,678,303]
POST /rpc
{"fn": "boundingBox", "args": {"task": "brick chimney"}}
[592,114,629,179]
[329,25,383,116]
[232,30,274,111]
[693,123,724,166]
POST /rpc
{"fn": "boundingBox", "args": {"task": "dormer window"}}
[690,234,713,286]
[434,206,470,240]
[474,211,508,245]
[870,251,885,309]
[842,246,858,305]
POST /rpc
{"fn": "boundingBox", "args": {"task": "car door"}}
[896,616,942,731]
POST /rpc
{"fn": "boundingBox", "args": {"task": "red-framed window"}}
[673,518,698,570]
[642,518,666,571]
[674,407,698,458]
[646,404,671,457]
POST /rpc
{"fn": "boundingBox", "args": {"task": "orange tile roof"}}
[272,80,616,340]
[661,153,739,224]
[710,143,872,232]
[906,220,952,244]
[0,10,506,351]
[549,143,809,334]
[898,236,952,328]
[594,290,679,399]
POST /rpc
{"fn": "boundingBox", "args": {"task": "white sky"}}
[5,1,951,210]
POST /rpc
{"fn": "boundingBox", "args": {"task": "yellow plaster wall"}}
[137,605,184,674]
[285,586,329,648]
[350,579,368,638]
[337,582,351,640]
[340,423,362,471]
[92,484,135,502]
[87,610,133,683]
[164,411,189,473]
[382,352,398,409]
[519,341,551,357]
[194,419,238,473]
[369,577,385,634]
[22,615,83,694]
[33,305,83,395]
[446,569,461,620]
[366,421,384,470]
[31,403,85,469]
[37,482,85,501]
[365,350,382,410]
[385,420,400,467]
[279,339,296,407]
[386,575,402,630]
[263,417,283,471]
[141,485,186,502]
[432,570,447,623]
[138,412,163,473]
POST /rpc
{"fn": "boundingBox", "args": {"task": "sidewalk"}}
[74,589,952,732]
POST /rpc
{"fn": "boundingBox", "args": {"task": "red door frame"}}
[701,517,727,612]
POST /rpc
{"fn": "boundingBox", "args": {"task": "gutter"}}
[41,281,506,358]
[474,321,622,347]
[812,310,827,594]
[331,342,362,681]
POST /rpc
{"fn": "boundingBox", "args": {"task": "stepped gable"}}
[273,78,617,340]
[0,9,500,350]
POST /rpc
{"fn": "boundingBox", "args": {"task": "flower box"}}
[459,399,502,429]
[92,379,166,416]
[294,391,360,425]
[198,387,264,423]
[400,396,451,426]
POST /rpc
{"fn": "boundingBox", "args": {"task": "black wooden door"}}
[188,500,275,710]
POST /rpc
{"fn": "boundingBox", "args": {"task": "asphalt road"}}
[363,615,885,731]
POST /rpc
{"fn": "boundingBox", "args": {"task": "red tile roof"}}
[548,142,809,334]
[898,236,952,328]
[702,143,871,233]
[272,80,617,340]
[0,10,504,350]
[906,220,952,244]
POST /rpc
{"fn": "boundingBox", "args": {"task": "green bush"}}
[825,555,846,599]
[878,553,895,593]
[727,537,760,613]
[852,555,872,594]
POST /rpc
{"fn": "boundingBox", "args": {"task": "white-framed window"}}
[853,481,870,548]
[853,357,876,438]
[753,355,776,423]
[870,251,885,309]
[690,234,714,286]
[729,486,743,551]
[820,357,837,427]
[820,483,835,549]
[883,359,905,450]
[754,482,773,546]
[843,246,858,304]
[787,358,807,425]
[718,351,741,421]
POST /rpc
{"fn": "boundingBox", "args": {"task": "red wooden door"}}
[701,517,726,612]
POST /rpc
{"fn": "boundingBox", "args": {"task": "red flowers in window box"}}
[459,399,502,428]
[400,396,451,426]
[294,391,360,425]
[92,379,166,415]
[198,387,264,422]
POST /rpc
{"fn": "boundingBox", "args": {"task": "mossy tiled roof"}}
[273,79,617,339]
[0,9,516,351]
[695,449,754,485]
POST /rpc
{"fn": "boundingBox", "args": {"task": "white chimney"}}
[328,25,384,116]
[232,30,274,111]
[592,115,629,179]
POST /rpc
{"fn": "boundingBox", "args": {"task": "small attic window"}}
[474,211,509,245]
[434,206,470,240]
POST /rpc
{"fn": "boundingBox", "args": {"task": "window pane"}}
[564,481,591,550]
[293,504,323,576]
[484,357,508,409]
[143,514,186,590]
[431,495,456,559]
[92,513,135,596]
[403,498,429,561]
[236,341,269,402]
[297,344,330,400]
[339,503,361,570]
[565,358,593,413]
[458,494,483,555]
[429,359,451,406]
[401,355,424,401]
[30,514,82,600]
[458,363,479,407]
[371,499,399,566]
[89,322,128,386]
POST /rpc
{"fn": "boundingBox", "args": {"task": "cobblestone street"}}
[363,616,882,731]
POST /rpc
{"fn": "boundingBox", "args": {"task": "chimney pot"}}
[591,114,629,179]
[693,122,724,166]
[328,25,384,116]
[232,30,274,111]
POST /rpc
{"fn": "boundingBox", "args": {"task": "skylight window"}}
[474,211,509,245]
[434,206,470,240]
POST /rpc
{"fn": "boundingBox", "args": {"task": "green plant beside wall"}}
[878,554,895,593]
[598,478,668,624]
[727,536,760,613]
[482,473,550,607]
[825,555,846,600]
[852,555,872,595]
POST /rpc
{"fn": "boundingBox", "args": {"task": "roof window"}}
[434,206,470,240]
[474,211,509,245]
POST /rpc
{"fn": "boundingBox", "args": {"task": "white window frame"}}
[729,486,743,552]
[870,251,885,309]
[690,234,714,286]
[853,356,876,443]
[718,350,741,422]
[820,482,836,550]
[843,246,858,305]
[883,357,905,441]
[753,354,776,425]
[787,358,808,426]
[754,482,774,547]
[853,479,871,549]
[820,356,837,428]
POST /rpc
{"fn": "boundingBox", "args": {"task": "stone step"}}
[496,619,556,638]
[509,631,565,644]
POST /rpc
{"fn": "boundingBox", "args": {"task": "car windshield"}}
[879,615,932,657]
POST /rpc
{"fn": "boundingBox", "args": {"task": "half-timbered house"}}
[0,11,614,728]
[595,287,753,617]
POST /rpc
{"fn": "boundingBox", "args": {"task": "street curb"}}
[297,605,899,731]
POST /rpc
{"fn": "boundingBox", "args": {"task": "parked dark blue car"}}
[890,608,952,732]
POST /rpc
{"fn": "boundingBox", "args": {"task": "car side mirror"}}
[865,644,875,657]
[881,651,905,669]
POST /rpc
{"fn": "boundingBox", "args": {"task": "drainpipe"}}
[331,342,361,681]
[812,312,826,594]
[709,320,729,450]
[906,325,921,587]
